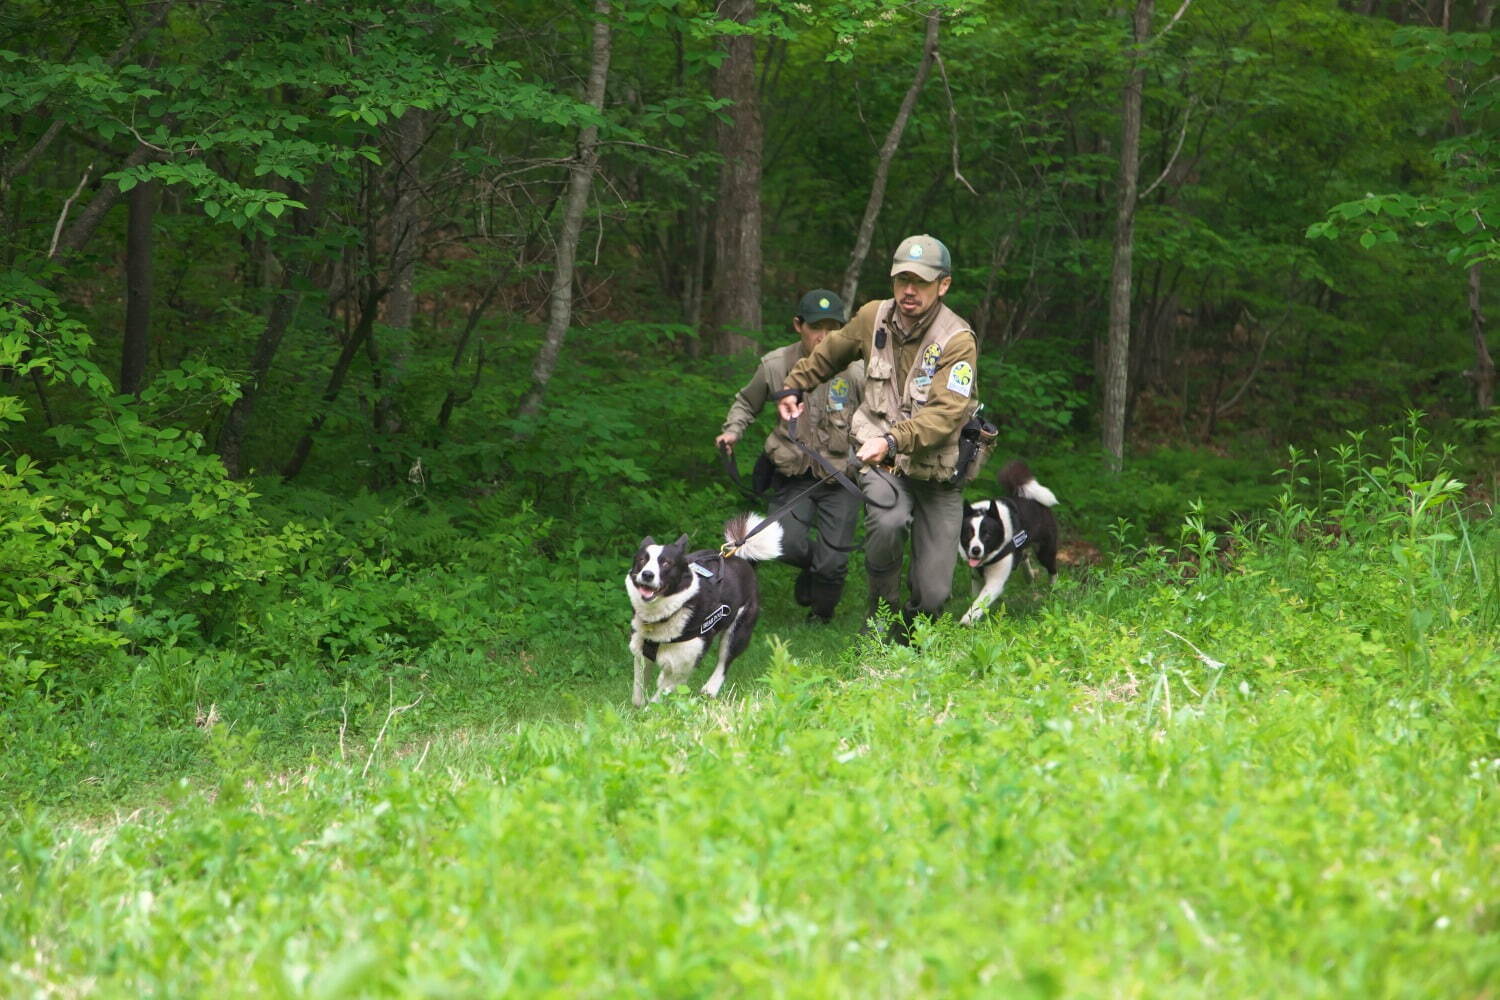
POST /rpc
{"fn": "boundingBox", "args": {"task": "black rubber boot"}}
[805,573,845,624]
[793,570,815,608]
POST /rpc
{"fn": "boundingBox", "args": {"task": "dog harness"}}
[640,557,739,662]
[975,498,1030,567]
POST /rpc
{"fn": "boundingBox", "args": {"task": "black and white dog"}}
[626,514,783,706]
[958,460,1059,626]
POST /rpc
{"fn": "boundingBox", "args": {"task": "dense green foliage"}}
[2,434,1496,995]
[2,1,1499,992]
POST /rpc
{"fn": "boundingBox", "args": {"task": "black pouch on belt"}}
[952,412,999,484]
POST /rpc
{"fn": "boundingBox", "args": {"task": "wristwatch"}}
[882,432,897,456]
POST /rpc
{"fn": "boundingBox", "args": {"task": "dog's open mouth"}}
[967,556,983,568]
[635,582,660,601]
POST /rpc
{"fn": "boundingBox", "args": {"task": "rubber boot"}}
[805,573,845,624]
[793,569,815,608]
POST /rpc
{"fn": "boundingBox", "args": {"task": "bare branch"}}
[48,166,93,259]
[1140,98,1194,201]
[1217,306,1291,416]
[1154,0,1194,41]
[934,52,978,197]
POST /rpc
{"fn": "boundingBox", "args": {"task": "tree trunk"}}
[121,179,156,395]
[281,285,387,481]
[434,274,506,435]
[707,0,762,355]
[216,172,330,478]
[1101,0,1154,473]
[373,109,427,440]
[841,10,941,309]
[52,139,162,263]
[514,0,612,422]
[1468,264,1495,410]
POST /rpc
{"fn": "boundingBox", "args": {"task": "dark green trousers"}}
[770,474,862,582]
[858,467,963,618]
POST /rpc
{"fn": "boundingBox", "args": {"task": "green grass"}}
[3,501,1497,997]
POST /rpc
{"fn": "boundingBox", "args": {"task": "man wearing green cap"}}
[776,235,980,640]
[716,289,866,622]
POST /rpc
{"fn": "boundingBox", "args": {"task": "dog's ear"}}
[990,500,1002,521]
[671,533,691,551]
[639,535,656,550]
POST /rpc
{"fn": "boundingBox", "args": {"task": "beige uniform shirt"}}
[722,343,866,476]
[783,299,977,480]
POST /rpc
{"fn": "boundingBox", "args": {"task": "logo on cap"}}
[910,246,924,259]
[819,297,830,309]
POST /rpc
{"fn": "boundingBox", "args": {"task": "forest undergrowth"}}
[2,418,1497,996]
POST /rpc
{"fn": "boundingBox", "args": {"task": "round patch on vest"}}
[946,361,974,396]
[920,343,943,376]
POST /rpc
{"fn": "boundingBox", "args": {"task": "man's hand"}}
[857,435,890,465]
[715,431,739,454]
[776,394,804,422]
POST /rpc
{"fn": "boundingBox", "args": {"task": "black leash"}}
[716,398,899,559]
[718,445,765,502]
[719,465,844,558]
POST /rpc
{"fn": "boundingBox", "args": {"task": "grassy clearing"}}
[3,472,1497,996]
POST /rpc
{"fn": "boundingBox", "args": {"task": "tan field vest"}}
[851,301,976,481]
[758,345,865,476]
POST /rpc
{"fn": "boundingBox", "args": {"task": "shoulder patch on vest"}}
[946,361,974,396]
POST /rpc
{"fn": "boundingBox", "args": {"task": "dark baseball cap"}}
[796,288,847,325]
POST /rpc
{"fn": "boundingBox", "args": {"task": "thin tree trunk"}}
[1442,0,1494,410]
[707,0,762,355]
[216,172,330,478]
[121,180,157,395]
[515,0,612,422]
[373,109,427,439]
[1468,264,1495,410]
[1102,0,1154,473]
[434,274,507,434]
[281,285,387,481]
[841,10,941,308]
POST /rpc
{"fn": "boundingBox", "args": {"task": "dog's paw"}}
[959,608,983,626]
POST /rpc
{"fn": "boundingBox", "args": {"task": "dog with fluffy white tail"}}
[958,460,1059,626]
[626,513,783,706]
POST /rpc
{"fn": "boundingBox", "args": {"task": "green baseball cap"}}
[890,234,952,282]
[796,288,847,325]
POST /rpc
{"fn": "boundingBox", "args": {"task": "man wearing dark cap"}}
[776,236,981,640]
[717,289,866,622]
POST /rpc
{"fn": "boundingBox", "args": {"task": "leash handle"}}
[786,414,897,511]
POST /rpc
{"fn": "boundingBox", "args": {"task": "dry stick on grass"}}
[1163,628,1229,703]
[363,689,425,778]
